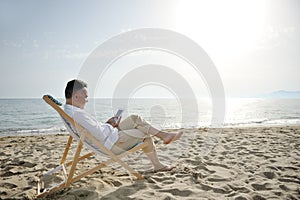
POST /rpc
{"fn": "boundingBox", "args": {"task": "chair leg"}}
[65,134,85,187]
[60,136,73,165]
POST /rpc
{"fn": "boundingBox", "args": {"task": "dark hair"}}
[65,79,87,99]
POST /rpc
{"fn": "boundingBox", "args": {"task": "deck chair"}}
[37,95,147,198]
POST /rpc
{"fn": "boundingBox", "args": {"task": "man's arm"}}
[73,110,110,142]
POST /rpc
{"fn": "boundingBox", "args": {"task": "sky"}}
[0,0,299,98]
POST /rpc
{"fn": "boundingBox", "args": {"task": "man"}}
[64,79,183,172]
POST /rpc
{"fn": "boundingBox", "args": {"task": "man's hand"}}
[106,116,121,128]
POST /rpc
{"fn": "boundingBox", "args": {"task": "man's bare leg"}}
[147,127,183,144]
[146,150,174,172]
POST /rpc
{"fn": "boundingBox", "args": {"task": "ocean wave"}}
[224,118,300,127]
[0,127,66,137]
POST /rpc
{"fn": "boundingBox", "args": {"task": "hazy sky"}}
[1,0,299,98]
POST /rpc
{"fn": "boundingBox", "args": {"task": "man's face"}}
[73,87,88,109]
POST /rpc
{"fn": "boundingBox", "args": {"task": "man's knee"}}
[129,114,139,122]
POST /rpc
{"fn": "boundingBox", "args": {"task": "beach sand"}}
[1,126,299,199]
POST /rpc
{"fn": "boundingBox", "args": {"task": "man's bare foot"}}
[162,131,183,145]
[153,165,174,173]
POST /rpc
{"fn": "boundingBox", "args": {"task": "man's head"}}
[65,79,88,109]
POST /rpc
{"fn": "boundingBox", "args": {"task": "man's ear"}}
[73,91,78,99]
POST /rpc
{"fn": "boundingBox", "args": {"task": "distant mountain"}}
[258,90,300,98]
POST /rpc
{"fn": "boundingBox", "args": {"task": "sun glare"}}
[175,0,266,60]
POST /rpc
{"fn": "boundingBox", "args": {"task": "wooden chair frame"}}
[37,95,146,198]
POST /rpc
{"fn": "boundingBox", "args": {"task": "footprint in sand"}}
[197,183,232,194]
[0,170,21,177]
[261,171,276,179]
[228,184,251,193]
[251,183,273,191]
[0,182,17,189]
[159,188,194,197]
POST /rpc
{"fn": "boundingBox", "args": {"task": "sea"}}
[0,98,300,137]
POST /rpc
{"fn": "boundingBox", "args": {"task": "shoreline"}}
[1,123,300,138]
[1,125,299,199]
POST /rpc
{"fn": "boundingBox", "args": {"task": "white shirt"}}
[64,104,119,149]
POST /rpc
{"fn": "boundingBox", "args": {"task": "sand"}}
[1,126,299,200]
